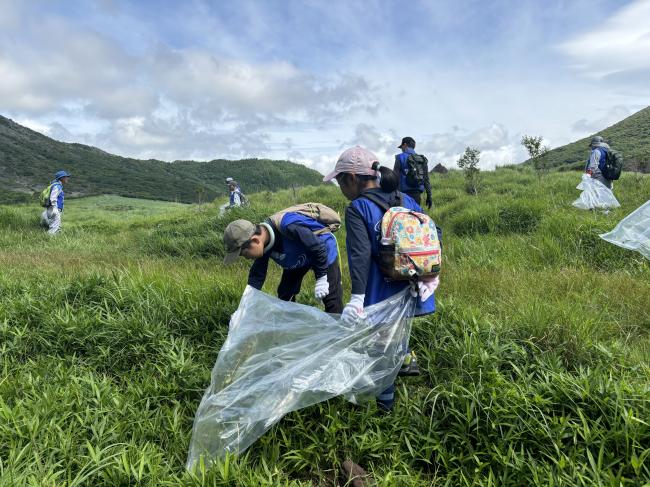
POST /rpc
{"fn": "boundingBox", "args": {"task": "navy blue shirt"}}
[248,213,338,289]
[345,188,437,316]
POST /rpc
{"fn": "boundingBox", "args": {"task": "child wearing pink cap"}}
[324,146,440,411]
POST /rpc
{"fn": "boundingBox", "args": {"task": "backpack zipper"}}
[385,210,426,237]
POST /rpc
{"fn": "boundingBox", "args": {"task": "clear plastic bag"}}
[600,200,650,260]
[572,174,620,210]
[186,286,416,470]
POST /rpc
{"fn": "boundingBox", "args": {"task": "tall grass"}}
[0,172,649,485]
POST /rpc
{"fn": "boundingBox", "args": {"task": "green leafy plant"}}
[457,146,482,195]
[521,135,550,177]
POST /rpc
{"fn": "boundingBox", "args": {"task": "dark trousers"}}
[403,190,422,206]
[277,259,344,314]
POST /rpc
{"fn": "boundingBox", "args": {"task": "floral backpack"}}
[363,192,441,280]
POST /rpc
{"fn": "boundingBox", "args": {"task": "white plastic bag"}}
[186,286,416,469]
[572,174,620,210]
[600,200,650,259]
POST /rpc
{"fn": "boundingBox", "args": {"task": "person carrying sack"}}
[324,146,441,412]
[585,135,623,189]
[223,204,343,314]
[40,170,70,235]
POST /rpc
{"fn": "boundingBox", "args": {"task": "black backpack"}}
[599,148,623,181]
[405,153,429,187]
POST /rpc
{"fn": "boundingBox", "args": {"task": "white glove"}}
[418,275,440,302]
[341,294,366,323]
[50,207,60,216]
[314,275,329,299]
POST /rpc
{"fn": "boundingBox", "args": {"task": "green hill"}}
[532,106,650,171]
[0,115,324,204]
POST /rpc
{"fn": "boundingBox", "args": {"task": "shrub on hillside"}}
[449,206,497,236]
[457,147,482,195]
[495,201,543,234]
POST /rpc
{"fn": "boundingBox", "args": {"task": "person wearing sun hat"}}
[324,145,441,411]
[40,170,70,235]
[223,209,344,313]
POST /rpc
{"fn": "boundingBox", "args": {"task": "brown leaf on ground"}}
[341,459,373,487]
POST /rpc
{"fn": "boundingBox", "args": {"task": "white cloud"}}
[1,0,648,173]
[0,0,21,30]
[560,0,650,79]
[0,3,378,164]
[420,123,527,170]
[571,105,635,135]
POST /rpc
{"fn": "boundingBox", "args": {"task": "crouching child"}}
[223,204,344,313]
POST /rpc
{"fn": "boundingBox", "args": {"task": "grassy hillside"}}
[0,170,649,485]
[0,115,324,204]
[532,106,650,171]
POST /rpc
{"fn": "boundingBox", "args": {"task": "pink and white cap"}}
[323,145,380,182]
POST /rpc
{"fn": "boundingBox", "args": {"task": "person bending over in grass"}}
[323,146,440,411]
[223,207,344,314]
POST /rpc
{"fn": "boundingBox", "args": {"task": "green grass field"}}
[1,170,649,486]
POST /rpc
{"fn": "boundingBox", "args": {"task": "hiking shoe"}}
[398,352,420,376]
[376,401,393,414]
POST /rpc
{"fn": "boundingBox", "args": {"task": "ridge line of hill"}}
[0,115,325,204]
[526,106,650,171]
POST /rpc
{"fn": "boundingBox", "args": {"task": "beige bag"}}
[269,203,341,235]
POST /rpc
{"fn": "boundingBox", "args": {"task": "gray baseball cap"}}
[223,219,256,264]
[590,135,604,147]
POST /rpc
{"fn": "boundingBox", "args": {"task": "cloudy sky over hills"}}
[1,0,649,174]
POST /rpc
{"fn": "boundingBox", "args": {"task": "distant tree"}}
[196,185,206,206]
[521,135,550,177]
[457,147,481,195]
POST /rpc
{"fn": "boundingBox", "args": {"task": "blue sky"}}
[1,0,648,174]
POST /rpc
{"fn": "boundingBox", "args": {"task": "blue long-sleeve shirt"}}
[247,216,338,289]
[345,188,440,316]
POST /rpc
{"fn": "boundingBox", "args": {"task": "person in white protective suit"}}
[41,170,70,235]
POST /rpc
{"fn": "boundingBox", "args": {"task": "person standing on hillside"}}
[585,136,613,189]
[228,182,243,207]
[325,146,440,411]
[40,170,70,235]
[225,177,247,208]
[222,206,344,314]
[393,137,432,209]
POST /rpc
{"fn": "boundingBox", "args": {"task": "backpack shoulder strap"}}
[361,191,402,212]
[361,192,390,212]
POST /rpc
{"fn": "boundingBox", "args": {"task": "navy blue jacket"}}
[345,188,437,316]
[248,213,338,289]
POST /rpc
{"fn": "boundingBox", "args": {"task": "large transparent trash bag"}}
[186,286,416,470]
[572,174,620,210]
[600,200,650,260]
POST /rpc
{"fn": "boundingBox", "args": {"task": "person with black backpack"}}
[393,137,432,209]
[586,135,623,189]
